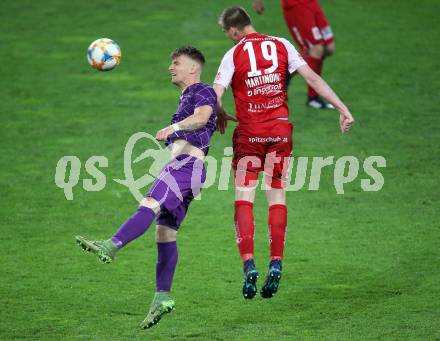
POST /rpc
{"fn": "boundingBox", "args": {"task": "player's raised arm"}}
[297,64,355,133]
[155,105,213,141]
[173,105,213,131]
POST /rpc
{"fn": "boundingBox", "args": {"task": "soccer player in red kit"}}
[213,6,354,299]
[253,0,336,109]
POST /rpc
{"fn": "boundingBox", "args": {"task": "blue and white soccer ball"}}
[87,38,121,71]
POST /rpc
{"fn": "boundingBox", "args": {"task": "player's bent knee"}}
[140,197,160,214]
[156,225,177,243]
[308,44,325,59]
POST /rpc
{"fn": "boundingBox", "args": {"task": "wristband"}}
[171,123,180,132]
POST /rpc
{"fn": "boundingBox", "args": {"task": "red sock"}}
[268,204,287,260]
[305,55,323,97]
[234,201,255,263]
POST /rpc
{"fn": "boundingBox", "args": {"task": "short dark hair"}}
[219,6,252,30]
[170,46,205,67]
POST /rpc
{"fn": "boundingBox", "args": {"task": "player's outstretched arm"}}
[213,84,237,134]
[297,64,355,133]
[155,105,213,141]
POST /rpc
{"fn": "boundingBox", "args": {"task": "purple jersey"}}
[166,83,217,154]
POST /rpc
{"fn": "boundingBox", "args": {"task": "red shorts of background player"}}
[232,120,293,189]
[282,0,334,54]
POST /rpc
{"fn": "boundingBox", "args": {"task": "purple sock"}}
[111,206,156,248]
[156,241,178,292]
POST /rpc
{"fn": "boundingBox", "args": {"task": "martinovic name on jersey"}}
[245,73,282,97]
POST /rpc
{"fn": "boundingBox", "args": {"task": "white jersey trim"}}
[269,35,306,74]
[214,45,237,89]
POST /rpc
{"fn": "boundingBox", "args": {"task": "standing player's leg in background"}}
[282,1,335,109]
[312,1,335,107]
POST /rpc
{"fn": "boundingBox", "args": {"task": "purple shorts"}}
[147,154,206,230]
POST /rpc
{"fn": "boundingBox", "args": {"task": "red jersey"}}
[215,33,305,124]
[282,0,318,10]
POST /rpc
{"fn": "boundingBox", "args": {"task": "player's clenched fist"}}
[339,110,355,133]
[155,126,175,141]
[216,112,236,134]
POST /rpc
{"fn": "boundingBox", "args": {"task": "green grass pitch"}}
[1,0,439,339]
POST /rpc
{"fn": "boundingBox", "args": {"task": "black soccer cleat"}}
[242,269,259,299]
[260,268,282,298]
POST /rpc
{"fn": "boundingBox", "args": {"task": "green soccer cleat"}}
[260,268,282,298]
[140,299,175,329]
[75,235,117,264]
[242,269,259,299]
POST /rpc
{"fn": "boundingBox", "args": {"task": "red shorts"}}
[232,120,293,189]
[282,1,334,54]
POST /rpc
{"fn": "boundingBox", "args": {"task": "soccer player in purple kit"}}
[75,46,217,329]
